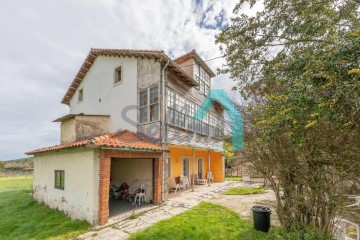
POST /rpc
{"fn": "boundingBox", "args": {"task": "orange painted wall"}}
[168,145,224,182]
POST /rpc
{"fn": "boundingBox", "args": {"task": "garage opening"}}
[109,158,154,217]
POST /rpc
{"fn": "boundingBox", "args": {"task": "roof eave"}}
[61,49,198,104]
[98,147,166,152]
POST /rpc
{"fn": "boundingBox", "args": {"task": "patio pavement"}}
[78,181,276,240]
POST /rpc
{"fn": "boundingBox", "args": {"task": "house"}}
[26,49,225,225]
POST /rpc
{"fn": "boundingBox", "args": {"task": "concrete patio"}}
[78,181,277,240]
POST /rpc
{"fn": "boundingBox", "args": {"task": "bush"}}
[0,161,4,168]
[267,225,332,240]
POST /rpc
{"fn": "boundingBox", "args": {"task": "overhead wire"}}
[179,55,224,68]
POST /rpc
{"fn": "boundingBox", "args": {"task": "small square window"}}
[114,66,122,85]
[55,170,65,190]
[78,89,83,102]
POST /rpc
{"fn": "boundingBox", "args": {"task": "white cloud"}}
[0,0,245,160]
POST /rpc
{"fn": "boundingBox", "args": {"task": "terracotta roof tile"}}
[173,49,216,77]
[26,130,165,155]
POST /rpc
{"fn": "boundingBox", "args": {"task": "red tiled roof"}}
[26,130,165,155]
[61,48,199,104]
[173,49,216,77]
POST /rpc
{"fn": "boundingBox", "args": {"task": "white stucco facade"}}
[33,149,99,224]
[69,56,138,132]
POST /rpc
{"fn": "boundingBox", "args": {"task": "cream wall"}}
[110,158,153,202]
[69,56,138,132]
[33,149,99,224]
[60,118,76,143]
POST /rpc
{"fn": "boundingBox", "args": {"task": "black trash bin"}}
[252,206,271,232]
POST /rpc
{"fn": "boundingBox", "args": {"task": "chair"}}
[168,176,181,193]
[181,176,189,189]
[207,172,214,183]
[135,184,146,205]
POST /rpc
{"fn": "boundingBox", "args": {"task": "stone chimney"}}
[54,114,110,144]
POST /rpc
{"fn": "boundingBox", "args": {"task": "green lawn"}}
[223,187,265,195]
[0,177,90,240]
[225,176,242,181]
[128,202,266,240]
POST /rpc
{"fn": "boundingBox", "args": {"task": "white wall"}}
[33,149,99,224]
[110,158,153,202]
[69,56,138,132]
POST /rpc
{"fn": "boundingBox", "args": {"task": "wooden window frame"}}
[55,170,65,190]
[139,85,160,124]
[114,65,123,86]
[78,88,84,102]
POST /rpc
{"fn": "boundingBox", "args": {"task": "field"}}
[0,177,89,240]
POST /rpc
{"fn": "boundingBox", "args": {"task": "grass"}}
[0,177,90,240]
[128,202,267,240]
[225,176,242,181]
[223,187,265,195]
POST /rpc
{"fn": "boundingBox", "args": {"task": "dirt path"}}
[209,183,280,226]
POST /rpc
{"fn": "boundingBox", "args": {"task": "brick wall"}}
[98,150,163,225]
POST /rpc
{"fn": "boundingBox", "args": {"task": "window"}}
[166,87,221,137]
[139,86,159,124]
[167,89,175,108]
[139,89,148,123]
[114,66,122,85]
[55,170,65,189]
[78,89,83,102]
[194,62,200,90]
[194,64,210,95]
[150,86,159,121]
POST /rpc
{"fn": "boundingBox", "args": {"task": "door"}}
[198,158,203,179]
[182,157,190,179]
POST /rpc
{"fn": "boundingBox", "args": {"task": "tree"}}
[216,0,360,234]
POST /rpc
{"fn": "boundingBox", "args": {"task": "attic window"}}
[78,88,84,102]
[114,66,122,85]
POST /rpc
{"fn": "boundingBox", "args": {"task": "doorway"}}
[198,158,203,179]
[109,158,153,217]
[181,157,190,179]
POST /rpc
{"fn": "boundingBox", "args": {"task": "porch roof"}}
[26,130,166,155]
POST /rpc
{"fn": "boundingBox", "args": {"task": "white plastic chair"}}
[207,172,214,183]
[135,184,146,205]
[181,176,189,189]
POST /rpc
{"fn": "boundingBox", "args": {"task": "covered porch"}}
[167,144,224,191]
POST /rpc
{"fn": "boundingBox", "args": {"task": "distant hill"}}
[3,157,33,169]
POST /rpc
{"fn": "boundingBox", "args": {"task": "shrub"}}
[0,161,4,168]
[267,225,332,240]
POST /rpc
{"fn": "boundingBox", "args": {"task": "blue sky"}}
[0,0,254,160]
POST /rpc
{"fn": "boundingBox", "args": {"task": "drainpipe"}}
[161,59,170,201]
[192,147,195,190]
